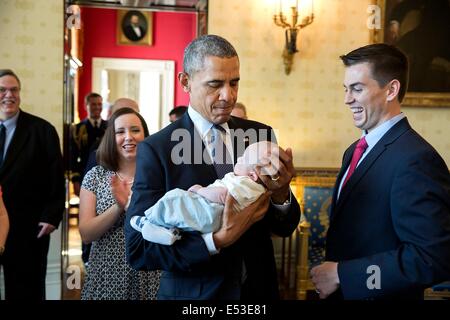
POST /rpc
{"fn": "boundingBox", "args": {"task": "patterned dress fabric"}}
[80,165,160,300]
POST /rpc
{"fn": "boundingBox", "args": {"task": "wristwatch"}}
[0,245,4,256]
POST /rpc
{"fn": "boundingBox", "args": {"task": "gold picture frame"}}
[117,10,153,46]
[371,0,450,108]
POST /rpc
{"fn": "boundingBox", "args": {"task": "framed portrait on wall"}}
[371,0,450,108]
[117,10,153,46]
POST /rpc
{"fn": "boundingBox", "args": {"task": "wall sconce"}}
[273,0,314,75]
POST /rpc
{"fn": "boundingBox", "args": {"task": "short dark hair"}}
[0,69,21,87]
[234,102,247,114]
[96,107,149,171]
[183,34,238,75]
[169,106,188,119]
[340,43,409,102]
[85,92,102,106]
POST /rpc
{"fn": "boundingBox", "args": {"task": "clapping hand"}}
[111,175,131,211]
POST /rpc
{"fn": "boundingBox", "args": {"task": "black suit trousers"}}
[1,235,50,300]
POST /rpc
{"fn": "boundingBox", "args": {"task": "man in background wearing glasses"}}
[0,69,65,300]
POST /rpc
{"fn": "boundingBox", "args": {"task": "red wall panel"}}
[77,7,195,120]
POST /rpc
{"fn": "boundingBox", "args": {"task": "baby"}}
[130,141,280,245]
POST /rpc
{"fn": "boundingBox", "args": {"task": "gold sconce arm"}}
[299,13,314,28]
[273,14,290,28]
[273,1,314,75]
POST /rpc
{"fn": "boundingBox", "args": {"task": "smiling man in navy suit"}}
[311,44,450,300]
[124,35,300,300]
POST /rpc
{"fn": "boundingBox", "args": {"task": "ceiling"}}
[69,0,206,10]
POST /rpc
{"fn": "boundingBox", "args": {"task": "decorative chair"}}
[290,168,337,300]
[424,281,450,299]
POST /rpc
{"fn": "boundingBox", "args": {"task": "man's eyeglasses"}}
[0,87,20,95]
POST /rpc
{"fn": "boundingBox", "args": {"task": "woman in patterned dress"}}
[79,107,160,300]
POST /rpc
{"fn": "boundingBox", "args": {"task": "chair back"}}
[302,185,332,267]
[277,168,337,299]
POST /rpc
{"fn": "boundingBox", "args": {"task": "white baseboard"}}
[46,262,61,300]
[0,266,4,300]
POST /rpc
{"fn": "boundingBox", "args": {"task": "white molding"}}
[47,228,62,300]
[46,262,62,300]
[0,266,4,300]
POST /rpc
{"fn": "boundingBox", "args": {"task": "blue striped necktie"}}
[210,124,234,179]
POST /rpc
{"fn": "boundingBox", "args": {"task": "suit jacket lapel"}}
[335,140,387,214]
[227,117,251,163]
[0,111,30,177]
[333,118,412,218]
[330,144,355,220]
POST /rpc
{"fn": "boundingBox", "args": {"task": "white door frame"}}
[92,57,175,131]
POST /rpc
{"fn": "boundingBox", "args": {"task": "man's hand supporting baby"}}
[212,191,271,249]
